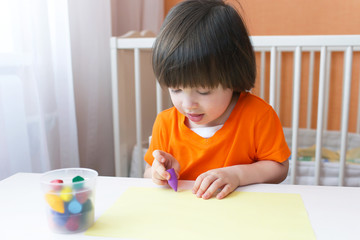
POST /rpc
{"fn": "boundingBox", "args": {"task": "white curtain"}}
[66,0,164,177]
[0,0,79,180]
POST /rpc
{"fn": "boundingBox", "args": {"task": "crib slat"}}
[323,52,332,131]
[306,51,315,129]
[269,47,276,108]
[339,47,353,186]
[314,47,327,185]
[260,51,266,99]
[290,47,302,184]
[357,72,360,134]
[134,48,144,175]
[275,51,282,114]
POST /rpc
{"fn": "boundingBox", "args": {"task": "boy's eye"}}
[170,89,182,94]
[197,90,211,95]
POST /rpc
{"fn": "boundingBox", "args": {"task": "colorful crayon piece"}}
[50,179,63,191]
[60,186,73,202]
[45,192,65,213]
[76,189,90,204]
[82,199,93,213]
[68,199,82,214]
[72,175,84,189]
[80,210,94,230]
[52,209,69,226]
[166,168,178,192]
[65,215,80,231]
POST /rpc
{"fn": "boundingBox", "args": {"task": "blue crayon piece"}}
[68,199,82,214]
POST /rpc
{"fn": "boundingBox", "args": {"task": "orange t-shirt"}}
[144,92,291,180]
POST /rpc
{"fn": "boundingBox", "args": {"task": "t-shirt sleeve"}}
[144,113,167,166]
[254,108,291,163]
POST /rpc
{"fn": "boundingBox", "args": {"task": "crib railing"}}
[250,35,360,186]
[111,35,360,186]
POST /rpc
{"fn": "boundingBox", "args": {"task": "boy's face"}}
[169,85,234,128]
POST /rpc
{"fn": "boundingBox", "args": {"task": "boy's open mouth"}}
[187,113,204,122]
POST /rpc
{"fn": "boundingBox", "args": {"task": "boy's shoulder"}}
[157,106,178,117]
[240,92,272,111]
[156,107,181,124]
[234,92,281,127]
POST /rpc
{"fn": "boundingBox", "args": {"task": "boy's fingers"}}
[192,174,204,194]
[193,174,217,198]
[152,177,168,186]
[216,184,233,199]
[152,159,170,180]
[152,150,166,163]
[152,150,180,180]
[202,179,224,199]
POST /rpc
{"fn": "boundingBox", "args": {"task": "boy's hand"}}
[192,166,240,200]
[151,150,180,185]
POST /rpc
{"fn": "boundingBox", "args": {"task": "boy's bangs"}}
[160,35,231,90]
[162,52,220,90]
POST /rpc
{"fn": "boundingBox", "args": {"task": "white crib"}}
[110,35,360,187]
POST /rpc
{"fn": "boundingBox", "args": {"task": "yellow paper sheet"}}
[85,187,316,240]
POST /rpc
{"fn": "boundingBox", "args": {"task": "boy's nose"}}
[182,97,198,110]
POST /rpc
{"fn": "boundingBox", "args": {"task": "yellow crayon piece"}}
[60,186,73,202]
[45,191,64,213]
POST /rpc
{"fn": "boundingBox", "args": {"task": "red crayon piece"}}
[66,215,80,231]
[50,179,63,191]
[76,190,90,204]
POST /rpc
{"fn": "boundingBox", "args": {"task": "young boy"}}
[144,0,290,200]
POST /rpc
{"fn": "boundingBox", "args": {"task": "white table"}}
[1,173,359,240]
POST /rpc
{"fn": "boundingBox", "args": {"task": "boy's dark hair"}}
[152,0,256,92]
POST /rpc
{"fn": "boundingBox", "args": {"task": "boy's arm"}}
[193,160,289,200]
[235,159,289,185]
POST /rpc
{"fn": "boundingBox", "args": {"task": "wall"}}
[68,0,114,176]
[165,0,360,35]
[111,0,164,36]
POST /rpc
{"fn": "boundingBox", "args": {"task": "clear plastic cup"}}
[40,168,98,233]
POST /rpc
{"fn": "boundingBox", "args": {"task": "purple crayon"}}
[166,168,178,192]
